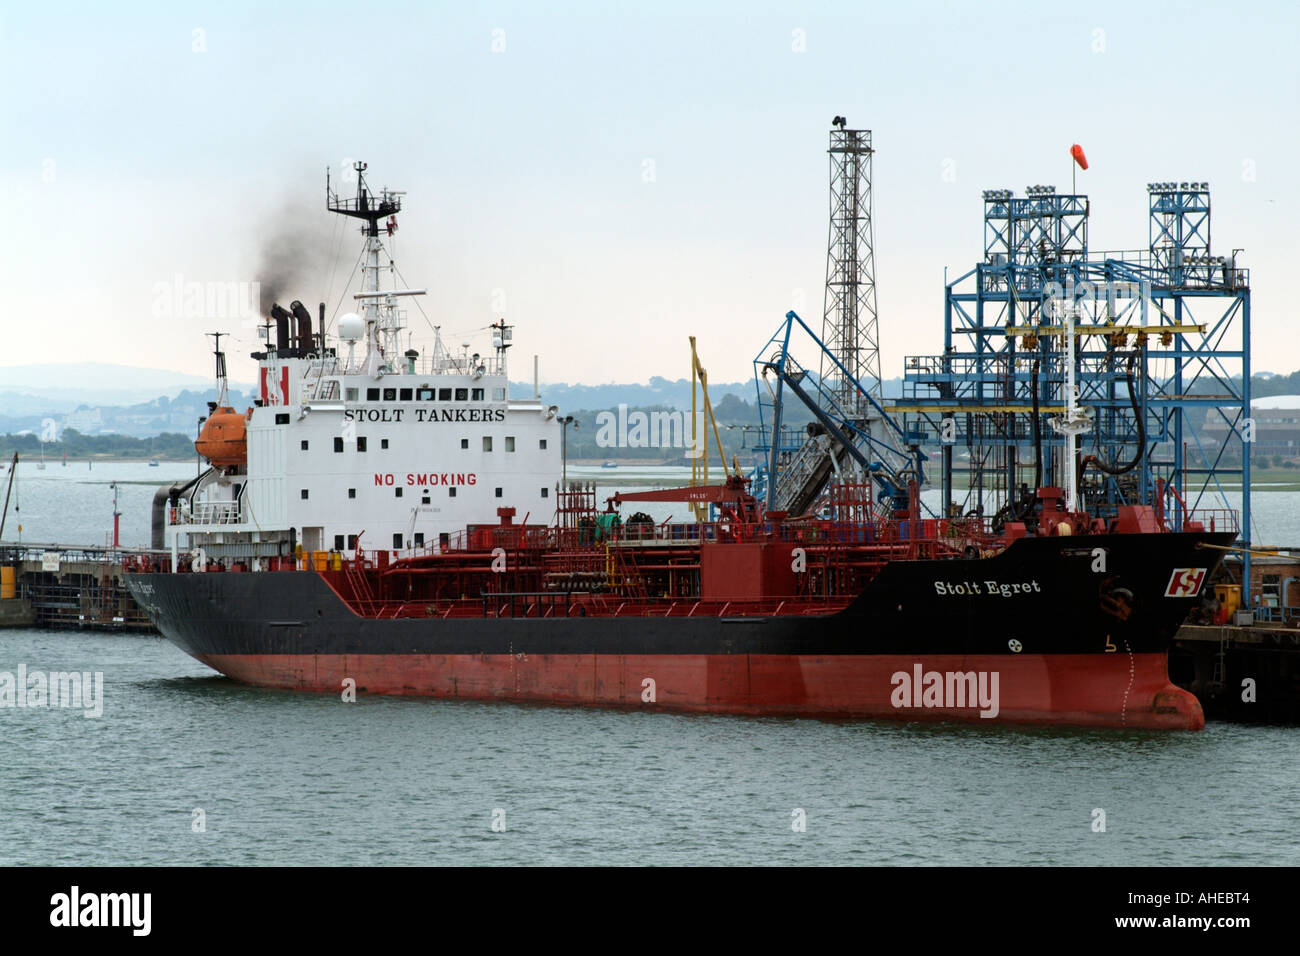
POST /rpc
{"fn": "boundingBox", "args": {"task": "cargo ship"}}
[124,155,1237,730]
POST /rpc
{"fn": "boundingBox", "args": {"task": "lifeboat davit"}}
[196,406,249,467]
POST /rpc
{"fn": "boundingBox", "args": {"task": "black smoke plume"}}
[255,193,338,316]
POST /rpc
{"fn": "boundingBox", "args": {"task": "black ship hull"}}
[126,530,1233,728]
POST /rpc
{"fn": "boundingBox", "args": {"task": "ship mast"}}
[206,331,229,407]
[327,162,423,376]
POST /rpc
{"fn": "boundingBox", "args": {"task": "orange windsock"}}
[1070,144,1089,170]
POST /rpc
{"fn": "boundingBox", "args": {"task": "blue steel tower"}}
[895,178,1251,594]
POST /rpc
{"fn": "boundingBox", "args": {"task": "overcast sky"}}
[3,0,1296,388]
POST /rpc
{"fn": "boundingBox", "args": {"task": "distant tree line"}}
[561,397,815,463]
[0,430,196,461]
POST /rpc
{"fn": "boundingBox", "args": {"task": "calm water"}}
[2,462,1297,865]
[1,628,1297,866]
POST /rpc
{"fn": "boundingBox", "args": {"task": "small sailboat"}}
[601,460,618,469]
[149,458,159,467]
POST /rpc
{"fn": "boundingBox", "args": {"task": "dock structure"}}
[894,181,1250,586]
[1167,549,1300,722]
[1172,624,1300,723]
[0,543,163,631]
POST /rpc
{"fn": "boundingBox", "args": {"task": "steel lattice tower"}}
[821,122,881,415]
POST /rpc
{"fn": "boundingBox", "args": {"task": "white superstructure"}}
[166,163,563,566]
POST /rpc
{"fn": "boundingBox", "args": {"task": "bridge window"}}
[275,413,290,425]
[367,388,380,401]
[472,388,484,401]
[417,388,434,400]
[439,388,452,401]
[493,388,506,401]
[399,388,413,401]
[383,388,396,401]
[345,388,359,402]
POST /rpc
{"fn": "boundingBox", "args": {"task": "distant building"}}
[1204,395,1300,462]
[62,407,104,434]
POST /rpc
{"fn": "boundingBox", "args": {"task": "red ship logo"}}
[1165,568,1207,598]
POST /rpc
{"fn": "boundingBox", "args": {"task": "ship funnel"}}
[270,304,292,351]
[290,300,313,352]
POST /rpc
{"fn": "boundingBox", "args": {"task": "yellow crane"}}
[689,337,732,522]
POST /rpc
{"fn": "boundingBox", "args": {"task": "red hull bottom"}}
[198,652,1205,730]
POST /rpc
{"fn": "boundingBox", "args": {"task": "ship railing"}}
[329,589,863,620]
[598,596,851,617]
[173,501,242,525]
[4,543,176,574]
[480,591,575,619]
[593,515,1003,549]
[1178,507,1239,534]
[1154,480,1240,535]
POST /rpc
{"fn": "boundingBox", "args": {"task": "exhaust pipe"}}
[270,304,292,351]
[290,300,313,352]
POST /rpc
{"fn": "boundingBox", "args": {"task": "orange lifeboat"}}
[196,406,249,468]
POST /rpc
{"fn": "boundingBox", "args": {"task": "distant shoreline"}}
[4,457,194,466]
[569,458,689,466]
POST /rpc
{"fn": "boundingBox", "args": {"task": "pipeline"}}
[150,470,207,549]
[992,359,1042,532]
[1079,351,1145,485]
[1030,358,1042,491]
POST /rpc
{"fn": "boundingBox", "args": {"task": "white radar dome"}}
[338,312,364,342]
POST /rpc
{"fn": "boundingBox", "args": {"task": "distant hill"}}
[0,357,1278,443]
[516,375,905,412]
[0,362,247,406]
